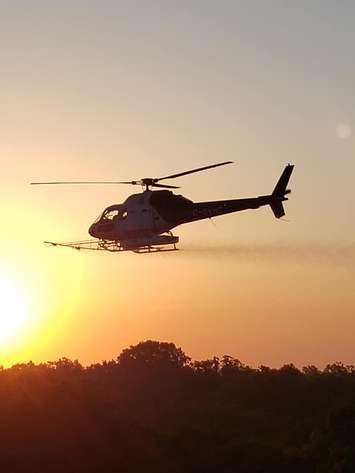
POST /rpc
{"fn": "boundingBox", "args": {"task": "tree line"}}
[0,340,354,472]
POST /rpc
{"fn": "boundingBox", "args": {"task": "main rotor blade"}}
[151,183,180,189]
[156,161,233,182]
[30,181,138,185]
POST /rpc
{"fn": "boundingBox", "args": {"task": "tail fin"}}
[270,164,294,219]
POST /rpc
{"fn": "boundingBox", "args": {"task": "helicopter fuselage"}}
[88,188,276,246]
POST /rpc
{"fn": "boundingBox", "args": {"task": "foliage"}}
[0,340,355,472]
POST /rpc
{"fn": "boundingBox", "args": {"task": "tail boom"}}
[169,164,294,225]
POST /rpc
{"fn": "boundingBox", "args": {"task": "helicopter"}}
[31,162,294,253]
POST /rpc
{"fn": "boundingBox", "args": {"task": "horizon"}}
[2,336,354,371]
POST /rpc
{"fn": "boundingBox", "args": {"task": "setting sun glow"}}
[0,276,29,346]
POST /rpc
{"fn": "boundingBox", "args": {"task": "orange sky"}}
[1,2,354,367]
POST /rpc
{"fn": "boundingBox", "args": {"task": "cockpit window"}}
[103,209,120,221]
[94,206,127,224]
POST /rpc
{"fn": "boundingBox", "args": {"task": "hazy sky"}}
[1,1,354,367]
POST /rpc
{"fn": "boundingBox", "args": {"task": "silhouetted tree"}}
[117,339,190,371]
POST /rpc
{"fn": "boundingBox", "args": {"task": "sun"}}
[0,276,30,345]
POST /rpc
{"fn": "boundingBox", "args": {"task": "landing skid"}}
[132,246,178,254]
[44,239,179,253]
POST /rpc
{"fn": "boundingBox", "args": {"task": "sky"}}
[1,1,354,367]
